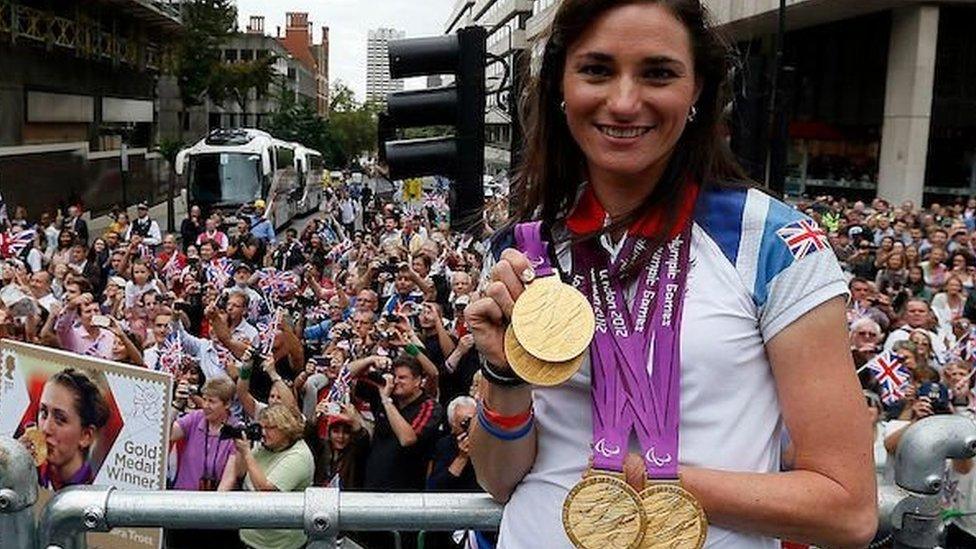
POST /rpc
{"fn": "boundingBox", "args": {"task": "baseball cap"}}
[137,202,149,210]
[108,276,127,288]
[234,262,253,274]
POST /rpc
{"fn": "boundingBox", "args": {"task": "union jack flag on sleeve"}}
[865,351,911,405]
[0,228,36,258]
[775,218,829,261]
[158,331,184,375]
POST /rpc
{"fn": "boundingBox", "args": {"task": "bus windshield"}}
[187,153,263,205]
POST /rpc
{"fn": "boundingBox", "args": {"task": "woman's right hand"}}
[912,396,934,420]
[466,249,532,371]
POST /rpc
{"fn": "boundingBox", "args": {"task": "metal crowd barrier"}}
[4,415,976,549]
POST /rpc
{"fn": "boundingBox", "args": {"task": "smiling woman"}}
[468,1,878,549]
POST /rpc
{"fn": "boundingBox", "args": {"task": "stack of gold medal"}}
[505,266,595,386]
[563,471,707,549]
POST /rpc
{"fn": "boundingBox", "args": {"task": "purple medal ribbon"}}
[572,227,693,479]
[514,221,554,278]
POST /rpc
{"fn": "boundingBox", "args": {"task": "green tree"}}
[174,0,237,138]
[266,86,345,167]
[329,81,379,162]
[211,54,280,127]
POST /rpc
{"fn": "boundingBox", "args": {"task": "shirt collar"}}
[565,178,700,239]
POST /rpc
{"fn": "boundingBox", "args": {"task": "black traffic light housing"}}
[380,26,486,233]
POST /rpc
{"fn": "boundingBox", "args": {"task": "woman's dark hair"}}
[950,249,974,268]
[512,0,747,249]
[50,368,110,430]
[57,229,76,249]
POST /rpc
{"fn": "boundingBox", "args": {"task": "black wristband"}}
[481,360,527,387]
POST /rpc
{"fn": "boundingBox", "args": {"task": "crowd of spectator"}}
[9,186,976,547]
[802,195,976,548]
[0,181,498,549]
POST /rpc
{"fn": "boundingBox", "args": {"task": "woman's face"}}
[38,382,94,467]
[201,394,229,423]
[953,255,967,270]
[947,278,963,295]
[132,264,150,284]
[909,334,931,354]
[59,232,73,246]
[93,240,106,253]
[260,421,287,451]
[561,4,699,186]
[330,423,351,451]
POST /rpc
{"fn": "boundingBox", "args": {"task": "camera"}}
[219,423,263,441]
[459,416,471,432]
[918,382,951,414]
[378,259,400,275]
[383,312,400,323]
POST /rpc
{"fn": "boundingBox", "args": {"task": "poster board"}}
[0,339,172,548]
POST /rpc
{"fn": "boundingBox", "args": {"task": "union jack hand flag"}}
[160,252,182,281]
[158,331,183,375]
[326,366,352,405]
[776,218,830,261]
[865,351,910,405]
[0,228,36,258]
[257,268,299,300]
[205,258,233,287]
[257,309,282,357]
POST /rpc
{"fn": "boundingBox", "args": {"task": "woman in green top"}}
[234,403,314,549]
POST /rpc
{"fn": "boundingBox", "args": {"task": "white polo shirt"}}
[491,186,848,549]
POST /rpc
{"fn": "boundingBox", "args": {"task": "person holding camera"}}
[427,395,477,492]
[235,403,314,549]
[362,356,443,492]
[52,291,116,359]
[166,376,241,548]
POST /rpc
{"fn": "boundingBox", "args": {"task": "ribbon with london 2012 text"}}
[570,226,692,479]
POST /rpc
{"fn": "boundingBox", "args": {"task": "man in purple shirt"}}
[53,293,116,360]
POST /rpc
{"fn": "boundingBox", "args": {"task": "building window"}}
[225,49,238,62]
[241,49,254,61]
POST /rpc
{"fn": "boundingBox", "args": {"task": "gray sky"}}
[233,0,456,102]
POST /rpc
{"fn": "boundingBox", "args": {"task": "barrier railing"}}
[4,415,976,549]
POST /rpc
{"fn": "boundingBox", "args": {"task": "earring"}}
[560,100,566,112]
[687,106,697,122]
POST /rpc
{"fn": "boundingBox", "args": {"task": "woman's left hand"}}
[234,437,251,455]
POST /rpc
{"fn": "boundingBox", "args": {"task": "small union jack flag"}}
[256,309,282,357]
[159,252,182,281]
[326,366,352,405]
[776,218,829,261]
[0,228,36,258]
[865,351,910,405]
[257,268,299,301]
[158,331,183,375]
[205,258,233,287]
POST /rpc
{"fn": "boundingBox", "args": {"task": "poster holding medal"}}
[0,339,172,549]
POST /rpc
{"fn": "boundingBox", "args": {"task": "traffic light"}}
[380,26,486,233]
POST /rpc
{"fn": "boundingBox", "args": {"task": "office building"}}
[366,28,405,105]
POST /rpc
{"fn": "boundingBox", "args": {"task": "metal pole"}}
[39,487,503,549]
[887,415,976,548]
[0,436,38,549]
[765,0,788,196]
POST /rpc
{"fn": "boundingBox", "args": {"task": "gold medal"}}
[504,325,584,386]
[563,472,647,549]
[637,483,707,549]
[511,276,595,363]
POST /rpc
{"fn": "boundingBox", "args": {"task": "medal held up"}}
[506,221,595,386]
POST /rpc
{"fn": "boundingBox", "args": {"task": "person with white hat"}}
[125,202,161,247]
